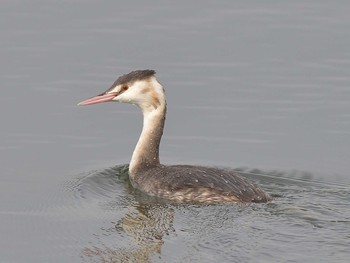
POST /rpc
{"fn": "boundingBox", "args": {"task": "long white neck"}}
[128,81,166,179]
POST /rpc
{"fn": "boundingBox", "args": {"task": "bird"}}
[78,70,271,204]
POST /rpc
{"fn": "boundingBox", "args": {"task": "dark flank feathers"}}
[133,165,272,203]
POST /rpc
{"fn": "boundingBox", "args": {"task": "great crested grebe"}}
[78,70,271,203]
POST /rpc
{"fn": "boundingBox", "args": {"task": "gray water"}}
[1,1,350,262]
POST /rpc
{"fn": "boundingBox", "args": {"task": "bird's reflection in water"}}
[82,204,175,262]
[79,166,176,262]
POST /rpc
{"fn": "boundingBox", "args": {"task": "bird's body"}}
[131,165,269,203]
[78,70,271,204]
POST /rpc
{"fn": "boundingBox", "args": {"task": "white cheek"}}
[113,92,135,104]
[112,97,121,102]
[114,93,125,101]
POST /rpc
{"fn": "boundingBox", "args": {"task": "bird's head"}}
[78,70,165,112]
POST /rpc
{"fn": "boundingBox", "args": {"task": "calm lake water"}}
[1,1,350,262]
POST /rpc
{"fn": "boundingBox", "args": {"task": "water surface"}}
[1,1,350,262]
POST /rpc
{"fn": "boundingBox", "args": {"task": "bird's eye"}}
[121,85,128,92]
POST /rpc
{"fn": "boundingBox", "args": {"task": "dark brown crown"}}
[102,70,156,95]
[116,69,155,85]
